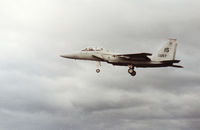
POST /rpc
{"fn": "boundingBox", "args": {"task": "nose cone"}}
[60,54,65,58]
[60,54,75,59]
[60,53,82,59]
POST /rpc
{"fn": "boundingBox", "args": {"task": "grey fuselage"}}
[60,50,171,68]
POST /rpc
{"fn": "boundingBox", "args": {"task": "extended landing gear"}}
[128,68,136,76]
[96,61,101,73]
[128,65,136,76]
[96,69,100,73]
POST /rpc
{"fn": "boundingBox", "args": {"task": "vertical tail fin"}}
[152,39,178,61]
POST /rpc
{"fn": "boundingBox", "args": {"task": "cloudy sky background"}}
[0,0,200,130]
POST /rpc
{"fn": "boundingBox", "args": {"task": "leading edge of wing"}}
[116,53,152,57]
[115,53,152,61]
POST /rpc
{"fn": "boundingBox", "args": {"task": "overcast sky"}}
[0,0,200,130]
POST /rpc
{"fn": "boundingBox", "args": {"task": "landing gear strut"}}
[128,65,136,76]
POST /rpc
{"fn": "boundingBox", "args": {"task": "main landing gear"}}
[128,65,136,76]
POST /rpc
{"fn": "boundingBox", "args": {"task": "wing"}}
[116,53,152,61]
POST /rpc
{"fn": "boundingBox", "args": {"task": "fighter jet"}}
[60,39,183,76]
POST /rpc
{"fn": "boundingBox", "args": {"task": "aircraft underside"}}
[110,62,172,67]
[95,60,175,77]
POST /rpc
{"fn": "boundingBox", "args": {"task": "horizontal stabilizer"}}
[171,65,183,68]
[162,60,181,64]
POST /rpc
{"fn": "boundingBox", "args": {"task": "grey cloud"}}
[0,0,200,130]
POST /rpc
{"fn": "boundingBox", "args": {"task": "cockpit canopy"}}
[81,47,104,51]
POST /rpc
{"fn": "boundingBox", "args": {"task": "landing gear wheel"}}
[96,69,100,73]
[128,65,136,76]
[131,71,136,76]
[128,68,134,74]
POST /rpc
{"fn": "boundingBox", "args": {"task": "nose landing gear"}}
[96,69,100,73]
[96,61,101,73]
[128,65,136,76]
